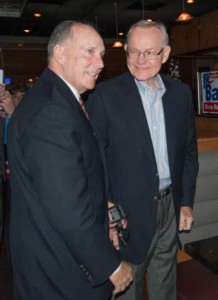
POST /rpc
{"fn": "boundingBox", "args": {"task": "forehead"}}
[70,24,105,51]
[128,26,163,47]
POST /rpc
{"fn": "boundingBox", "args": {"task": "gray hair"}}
[47,20,96,63]
[126,20,169,47]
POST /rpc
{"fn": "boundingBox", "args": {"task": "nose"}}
[137,53,148,63]
[96,54,104,69]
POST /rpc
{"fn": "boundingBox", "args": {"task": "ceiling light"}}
[24,29,30,33]
[34,13,41,17]
[176,0,193,22]
[112,2,123,48]
[112,41,123,48]
[187,0,194,3]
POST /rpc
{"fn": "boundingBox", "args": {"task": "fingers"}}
[0,90,11,102]
[120,219,127,229]
[179,206,194,231]
[179,217,193,231]
[109,228,120,250]
[110,261,133,296]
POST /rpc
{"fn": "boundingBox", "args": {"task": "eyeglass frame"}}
[125,46,165,60]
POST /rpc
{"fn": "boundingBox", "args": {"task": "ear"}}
[53,44,65,65]
[162,45,171,64]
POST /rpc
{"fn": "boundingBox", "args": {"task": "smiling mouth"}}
[136,67,149,70]
[88,72,100,78]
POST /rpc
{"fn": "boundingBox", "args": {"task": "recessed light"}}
[34,13,41,17]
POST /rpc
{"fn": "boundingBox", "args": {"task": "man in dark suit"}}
[7,21,132,300]
[0,116,5,245]
[87,21,199,300]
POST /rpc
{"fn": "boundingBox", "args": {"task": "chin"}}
[134,75,150,82]
[86,82,96,90]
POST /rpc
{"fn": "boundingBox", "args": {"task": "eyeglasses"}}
[126,47,164,60]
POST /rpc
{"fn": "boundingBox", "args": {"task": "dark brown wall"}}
[1,45,47,82]
[0,44,127,84]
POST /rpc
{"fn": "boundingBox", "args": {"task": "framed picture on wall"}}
[197,70,218,115]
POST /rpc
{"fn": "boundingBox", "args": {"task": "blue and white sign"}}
[199,71,218,114]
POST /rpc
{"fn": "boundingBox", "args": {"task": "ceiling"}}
[0,0,218,41]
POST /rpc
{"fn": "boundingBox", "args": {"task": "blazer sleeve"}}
[22,102,121,286]
[181,86,199,207]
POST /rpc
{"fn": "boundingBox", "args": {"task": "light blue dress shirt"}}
[135,75,171,191]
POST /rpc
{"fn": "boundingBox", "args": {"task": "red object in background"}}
[177,259,218,300]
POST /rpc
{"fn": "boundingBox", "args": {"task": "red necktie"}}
[79,98,89,119]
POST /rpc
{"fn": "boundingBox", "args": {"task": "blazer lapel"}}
[119,73,157,167]
[43,68,91,125]
[161,77,176,174]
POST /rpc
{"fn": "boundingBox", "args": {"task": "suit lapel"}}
[161,77,176,174]
[119,73,157,167]
[43,68,92,126]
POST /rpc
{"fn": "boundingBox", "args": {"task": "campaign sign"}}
[199,71,218,114]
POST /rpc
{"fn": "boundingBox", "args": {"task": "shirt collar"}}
[134,74,165,94]
[60,76,80,103]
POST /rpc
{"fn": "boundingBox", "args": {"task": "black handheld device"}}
[108,204,128,246]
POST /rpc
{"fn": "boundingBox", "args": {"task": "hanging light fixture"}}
[142,0,145,19]
[176,0,193,22]
[141,0,152,22]
[112,2,123,48]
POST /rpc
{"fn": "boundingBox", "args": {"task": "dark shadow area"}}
[0,237,13,300]
[0,183,13,300]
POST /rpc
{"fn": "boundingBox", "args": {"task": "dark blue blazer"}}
[0,116,5,242]
[87,72,199,264]
[7,68,120,300]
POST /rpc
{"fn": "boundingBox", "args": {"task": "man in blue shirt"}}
[88,20,198,300]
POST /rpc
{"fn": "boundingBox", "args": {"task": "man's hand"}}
[108,201,127,250]
[109,261,133,296]
[0,84,16,116]
[110,227,123,250]
[179,206,193,231]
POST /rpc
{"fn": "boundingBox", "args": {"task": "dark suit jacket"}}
[7,68,121,300]
[0,116,5,242]
[87,72,199,264]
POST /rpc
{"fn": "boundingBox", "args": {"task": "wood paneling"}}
[1,46,47,82]
[171,10,218,55]
[0,44,127,83]
[101,47,127,80]
[171,18,200,55]
[200,10,218,50]
[196,116,218,138]
[197,137,218,153]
